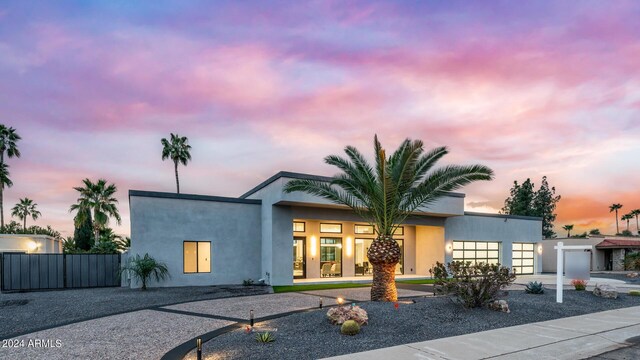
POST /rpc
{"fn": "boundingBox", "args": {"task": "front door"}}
[293,237,306,279]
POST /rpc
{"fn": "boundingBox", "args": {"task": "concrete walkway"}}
[324,306,640,360]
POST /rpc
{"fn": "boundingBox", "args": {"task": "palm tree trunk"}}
[174,161,180,194]
[636,215,639,235]
[615,210,619,234]
[0,152,3,228]
[23,217,26,230]
[367,237,401,302]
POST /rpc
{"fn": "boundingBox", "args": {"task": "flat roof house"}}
[129,171,542,287]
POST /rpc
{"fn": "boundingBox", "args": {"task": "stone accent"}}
[488,299,510,313]
[593,284,618,299]
[626,272,639,278]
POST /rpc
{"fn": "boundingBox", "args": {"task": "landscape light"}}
[196,338,202,360]
[250,309,254,327]
[319,298,323,309]
[336,297,344,305]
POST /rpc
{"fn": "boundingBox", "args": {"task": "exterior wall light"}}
[346,237,352,257]
[310,236,317,258]
[27,241,39,252]
[445,242,453,253]
[537,245,543,255]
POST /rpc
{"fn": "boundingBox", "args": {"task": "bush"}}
[621,230,634,237]
[629,290,640,297]
[571,279,587,291]
[120,253,170,290]
[429,261,516,308]
[255,331,275,343]
[243,279,255,286]
[624,252,640,271]
[340,320,360,335]
[326,305,368,325]
[525,281,544,294]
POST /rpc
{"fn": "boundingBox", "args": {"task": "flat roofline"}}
[463,211,543,221]
[240,171,467,199]
[129,190,261,205]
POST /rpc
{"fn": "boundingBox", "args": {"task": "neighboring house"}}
[540,236,640,272]
[0,234,61,254]
[129,171,543,287]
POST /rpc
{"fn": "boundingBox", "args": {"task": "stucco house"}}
[129,171,542,287]
[0,234,61,254]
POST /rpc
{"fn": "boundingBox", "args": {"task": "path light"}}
[196,338,202,360]
[319,298,323,309]
[336,297,344,305]
[250,310,254,327]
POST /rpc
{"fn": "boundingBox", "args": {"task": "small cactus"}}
[340,320,360,336]
[629,290,640,297]
[525,281,544,294]
[255,331,276,343]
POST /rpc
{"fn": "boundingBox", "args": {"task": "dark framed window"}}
[183,241,211,273]
[293,221,306,232]
[354,224,375,235]
[320,223,342,233]
[393,226,404,236]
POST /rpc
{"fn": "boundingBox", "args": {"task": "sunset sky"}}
[1,1,639,238]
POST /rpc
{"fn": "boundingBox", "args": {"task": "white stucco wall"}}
[0,234,61,253]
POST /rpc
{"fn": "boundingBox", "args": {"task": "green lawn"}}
[272,279,435,293]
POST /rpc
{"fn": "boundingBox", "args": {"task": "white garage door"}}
[452,241,500,265]
[512,243,535,275]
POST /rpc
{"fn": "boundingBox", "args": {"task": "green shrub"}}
[255,331,275,343]
[624,252,640,271]
[525,281,544,294]
[429,261,516,308]
[628,290,640,296]
[340,320,360,336]
[120,253,170,290]
[243,279,255,286]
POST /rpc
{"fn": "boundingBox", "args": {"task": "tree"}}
[11,198,41,230]
[609,204,623,234]
[69,179,121,245]
[562,224,574,237]
[0,125,20,228]
[0,164,13,228]
[283,135,493,301]
[622,214,633,232]
[589,228,601,235]
[73,207,94,250]
[161,133,192,194]
[502,176,561,238]
[631,209,640,235]
[120,253,170,290]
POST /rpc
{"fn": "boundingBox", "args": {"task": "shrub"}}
[327,305,368,325]
[629,290,640,297]
[571,279,587,291]
[243,279,255,286]
[430,261,516,308]
[624,252,640,271]
[340,320,360,335]
[255,331,275,343]
[525,281,544,294]
[120,253,170,290]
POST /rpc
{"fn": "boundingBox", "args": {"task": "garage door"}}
[512,243,534,275]
[452,241,500,265]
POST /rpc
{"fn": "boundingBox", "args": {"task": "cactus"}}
[255,331,276,343]
[340,320,360,336]
[629,290,640,297]
[525,281,544,294]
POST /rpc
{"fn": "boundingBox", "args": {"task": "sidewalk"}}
[324,306,640,360]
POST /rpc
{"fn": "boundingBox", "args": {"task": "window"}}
[354,238,404,276]
[393,226,404,236]
[320,237,342,277]
[320,223,342,233]
[184,241,211,273]
[512,243,535,275]
[452,241,500,265]
[354,224,375,235]
[293,221,305,232]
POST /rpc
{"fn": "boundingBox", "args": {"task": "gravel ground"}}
[0,285,269,339]
[191,290,640,360]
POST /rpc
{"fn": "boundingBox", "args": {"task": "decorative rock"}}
[627,272,639,278]
[593,284,618,299]
[488,299,510,313]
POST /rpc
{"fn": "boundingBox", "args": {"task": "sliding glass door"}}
[320,237,342,277]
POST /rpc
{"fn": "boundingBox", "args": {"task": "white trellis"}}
[554,241,593,303]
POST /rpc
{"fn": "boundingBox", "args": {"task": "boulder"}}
[593,284,618,299]
[488,299,510,313]
[627,272,639,278]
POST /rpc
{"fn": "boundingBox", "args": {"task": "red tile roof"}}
[595,238,640,249]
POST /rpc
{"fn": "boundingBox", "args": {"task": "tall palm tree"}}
[0,163,13,229]
[609,203,623,234]
[161,133,192,194]
[0,125,21,227]
[622,214,633,232]
[283,135,494,301]
[562,224,574,237]
[631,209,640,235]
[11,197,41,230]
[69,179,121,245]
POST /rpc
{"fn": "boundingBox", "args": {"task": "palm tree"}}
[631,209,640,235]
[0,163,13,230]
[69,179,121,245]
[0,125,20,227]
[120,253,170,290]
[622,214,633,232]
[609,204,623,234]
[11,198,41,230]
[283,135,494,301]
[161,133,192,194]
[562,224,574,237]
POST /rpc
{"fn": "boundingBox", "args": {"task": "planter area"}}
[189,290,640,360]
